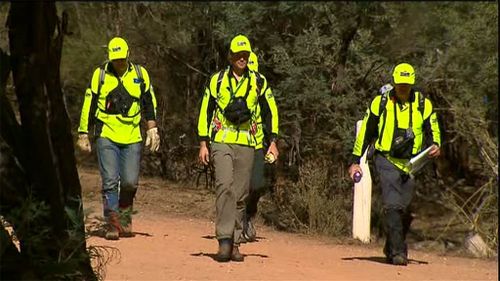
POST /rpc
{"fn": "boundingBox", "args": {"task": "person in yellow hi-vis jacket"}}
[349,63,441,266]
[76,37,160,240]
[241,51,279,243]
[197,34,278,262]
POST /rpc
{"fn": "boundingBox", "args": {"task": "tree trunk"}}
[1,2,96,280]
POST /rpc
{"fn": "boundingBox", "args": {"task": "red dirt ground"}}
[80,167,498,281]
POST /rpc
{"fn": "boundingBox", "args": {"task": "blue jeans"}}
[96,137,141,220]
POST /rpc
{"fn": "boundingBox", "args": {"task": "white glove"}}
[145,127,160,152]
[76,134,91,153]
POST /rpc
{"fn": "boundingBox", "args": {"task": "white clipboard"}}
[405,146,433,177]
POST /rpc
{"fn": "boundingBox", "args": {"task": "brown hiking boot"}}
[105,212,121,240]
[120,221,134,237]
[119,206,134,237]
[231,245,244,262]
[105,225,119,240]
[216,239,232,262]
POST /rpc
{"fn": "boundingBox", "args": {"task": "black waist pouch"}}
[105,84,138,117]
[390,128,414,159]
[223,97,252,125]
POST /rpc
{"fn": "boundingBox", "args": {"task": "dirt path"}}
[80,168,497,280]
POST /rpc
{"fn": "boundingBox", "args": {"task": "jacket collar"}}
[228,65,250,79]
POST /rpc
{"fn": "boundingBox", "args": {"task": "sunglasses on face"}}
[232,51,250,61]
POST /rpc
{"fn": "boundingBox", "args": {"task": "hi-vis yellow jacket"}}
[352,89,441,172]
[197,66,279,147]
[253,73,279,150]
[78,62,157,144]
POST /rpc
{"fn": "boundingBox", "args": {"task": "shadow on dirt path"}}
[80,167,497,280]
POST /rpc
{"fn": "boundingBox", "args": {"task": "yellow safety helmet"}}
[108,37,129,61]
[247,52,259,72]
[230,34,252,53]
[392,63,415,85]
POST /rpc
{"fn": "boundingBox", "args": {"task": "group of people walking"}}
[77,34,441,266]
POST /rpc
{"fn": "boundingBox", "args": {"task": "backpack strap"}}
[377,83,392,116]
[417,90,425,117]
[97,63,106,96]
[378,87,425,117]
[133,63,145,95]
[379,92,389,116]
[213,70,226,113]
[215,69,225,95]
[376,90,390,147]
[133,63,143,81]
[255,72,264,96]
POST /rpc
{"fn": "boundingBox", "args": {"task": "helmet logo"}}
[400,71,410,77]
[112,47,121,52]
[237,41,247,46]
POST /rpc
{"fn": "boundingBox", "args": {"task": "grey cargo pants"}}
[211,143,254,245]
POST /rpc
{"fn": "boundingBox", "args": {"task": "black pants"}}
[246,149,276,219]
[375,154,415,259]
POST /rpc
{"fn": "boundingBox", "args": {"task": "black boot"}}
[401,210,413,258]
[216,239,232,262]
[383,211,411,263]
[384,208,408,266]
[383,240,391,263]
[392,255,408,266]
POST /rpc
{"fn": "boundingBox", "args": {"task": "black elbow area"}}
[141,90,156,121]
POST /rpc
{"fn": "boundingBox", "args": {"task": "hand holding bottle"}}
[349,164,363,183]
